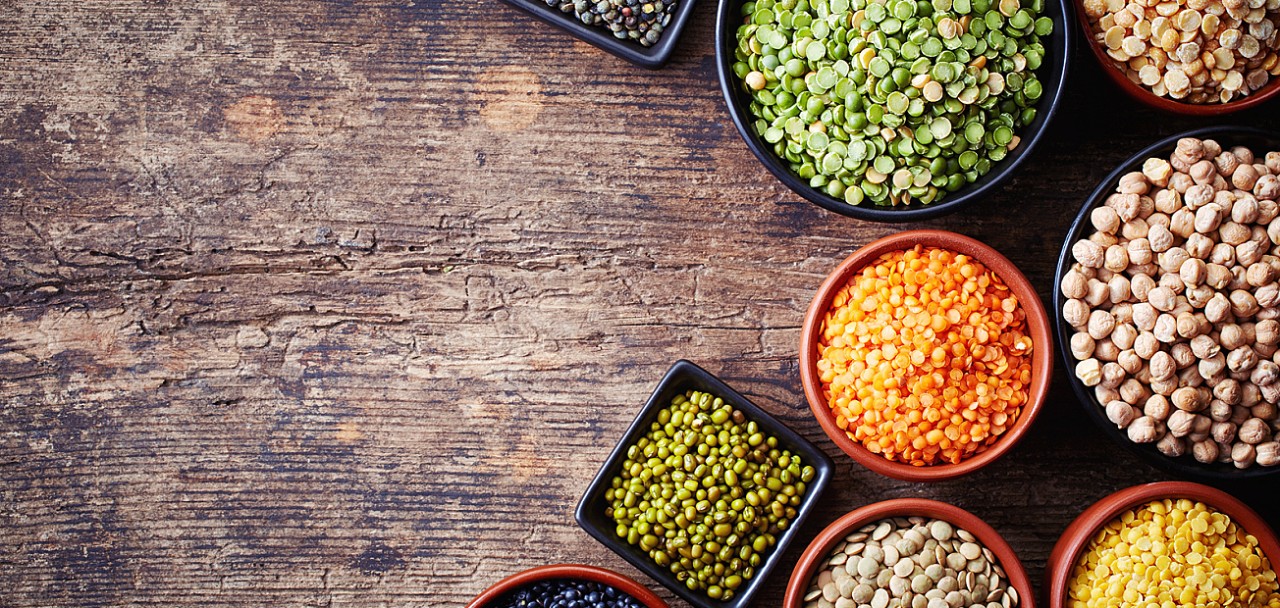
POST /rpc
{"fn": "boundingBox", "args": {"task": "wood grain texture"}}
[1,1,1278,607]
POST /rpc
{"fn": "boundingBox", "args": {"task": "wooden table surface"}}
[2,2,1278,606]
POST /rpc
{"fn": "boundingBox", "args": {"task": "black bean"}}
[491,579,645,608]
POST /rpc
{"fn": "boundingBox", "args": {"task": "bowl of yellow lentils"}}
[1047,480,1280,608]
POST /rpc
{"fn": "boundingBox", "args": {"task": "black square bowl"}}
[575,360,834,608]
[500,0,699,68]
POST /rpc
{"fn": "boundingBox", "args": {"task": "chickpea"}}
[1155,188,1183,214]
[1108,275,1132,303]
[1118,349,1144,374]
[1121,217,1150,240]
[1127,238,1154,265]
[1190,334,1221,359]
[1220,323,1247,349]
[1247,261,1277,286]
[1256,319,1280,344]
[1144,393,1173,420]
[1119,172,1151,195]
[1111,323,1138,351]
[1240,417,1272,444]
[1088,309,1117,340]
[1205,292,1233,323]
[1156,434,1187,457]
[1261,284,1280,309]
[1176,138,1206,162]
[1184,232,1214,259]
[1157,273,1186,296]
[1064,299,1091,327]
[1255,441,1280,466]
[1229,289,1261,317]
[1170,208,1197,238]
[1191,160,1218,184]
[1168,409,1198,437]
[1134,331,1160,359]
[1236,240,1266,266]
[1091,205,1122,234]
[1200,352,1228,378]
[1106,400,1140,428]
[1095,338,1121,362]
[1073,239,1106,268]
[1257,199,1279,223]
[1210,399,1234,422]
[1216,152,1242,177]
[1255,174,1280,201]
[1186,284,1214,308]
[1061,269,1089,299]
[1096,385,1121,405]
[1127,416,1162,443]
[1077,358,1103,386]
[1153,313,1179,343]
[1227,346,1260,372]
[1148,222,1175,252]
[1213,378,1242,405]
[1234,163,1261,190]
[1086,279,1111,307]
[1148,286,1178,311]
[1070,331,1096,361]
[1232,442,1256,468]
[1232,195,1261,224]
[1120,378,1151,405]
[1213,421,1238,444]
[1101,362,1127,389]
[1220,221,1253,245]
[1148,350,1177,381]
[1209,243,1236,266]
[1104,244,1130,272]
[1194,203,1225,233]
[1131,275,1158,303]
[1193,439,1220,463]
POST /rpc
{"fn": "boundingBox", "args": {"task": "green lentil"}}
[731,0,1053,207]
[607,390,813,601]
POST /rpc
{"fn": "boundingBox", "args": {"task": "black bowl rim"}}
[714,0,1073,222]
[500,0,698,68]
[1052,124,1280,482]
[574,359,835,608]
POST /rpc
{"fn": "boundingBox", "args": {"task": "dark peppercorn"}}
[492,579,646,608]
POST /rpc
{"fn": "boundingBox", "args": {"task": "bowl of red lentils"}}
[1074,0,1280,114]
[800,229,1053,481]
[1046,481,1280,608]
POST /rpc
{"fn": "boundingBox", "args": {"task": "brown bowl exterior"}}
[1045,481,1280,608]
[783,498,1036,608]
[1072,0,1280,115]
[799,229,1054,481]
[467,564,669,608]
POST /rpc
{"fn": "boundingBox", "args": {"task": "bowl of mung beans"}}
[800,229,1053,481]
[715,0,1071,220]
[575,359,835,608]
[1054,126,1280,480]
[1074,0,1280,114]
[1046,481,1280,608]
[784,498,1036,608]
[467,563,669,608]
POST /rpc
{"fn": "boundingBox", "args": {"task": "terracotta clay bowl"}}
[800,229,1053,481]
[467,563,669,608]
[1072,1,1280,115]
[784,498,1036,608]
[1045,481,1280,608]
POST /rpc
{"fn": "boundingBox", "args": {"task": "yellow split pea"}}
[815,245,1033,466]
[1068,499,1280,608]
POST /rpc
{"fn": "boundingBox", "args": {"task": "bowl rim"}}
[782,498,1036,608]
[1051,125,1280,481]
[1045,481,1280,608]
[713,0,1073,221]
[574,359,836,608]
[466,563,670,608]
[1070,0,1280,115]
[499,0,698,68]
[799,229,1054,481]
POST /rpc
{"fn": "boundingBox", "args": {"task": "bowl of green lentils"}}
[716,0,1071,220]
[575,359,834,608]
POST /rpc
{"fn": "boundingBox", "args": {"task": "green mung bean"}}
[731,0,1052,207]
[606,390,813,601]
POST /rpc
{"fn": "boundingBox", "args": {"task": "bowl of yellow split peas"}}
[1047,480,1280,608]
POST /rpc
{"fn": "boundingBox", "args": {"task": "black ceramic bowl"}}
[575,360,834,608]
[1053,125,1280,482]
[715,0,1072,221]
[501,0,698,68]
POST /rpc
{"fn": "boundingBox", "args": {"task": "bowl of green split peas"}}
[715,0,1071,221]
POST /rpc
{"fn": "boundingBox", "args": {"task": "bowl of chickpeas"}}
[1074,0,1280,113]
[800,229,1053,481]
[1046,481,1280,608]
[1054,126,1280,480]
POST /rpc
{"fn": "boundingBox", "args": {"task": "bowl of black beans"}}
[501,0,700,68]
[467,564,668,608]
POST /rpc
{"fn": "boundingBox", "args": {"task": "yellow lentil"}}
[816,245,1034,466]
[1068,499,1280,608]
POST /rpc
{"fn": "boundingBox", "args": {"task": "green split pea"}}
[732,0,1053,207]
[605,390,815,601]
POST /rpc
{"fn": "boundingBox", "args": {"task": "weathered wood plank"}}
[2,1,1279,607]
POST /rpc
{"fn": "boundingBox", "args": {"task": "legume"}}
[802,516,1019,608]
[1081,0,1280,104]
[493,579,646,608]
[731,0,1054,207]
[543,0,677,46]
[606,390,815,601]
[1063,138,1280,469]
[1068,498,1279,608]
[817,245,1034,466]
